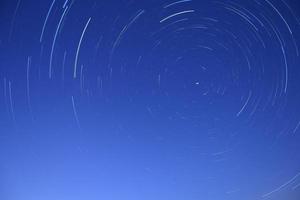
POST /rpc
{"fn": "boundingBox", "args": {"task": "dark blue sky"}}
[1,0,300,199]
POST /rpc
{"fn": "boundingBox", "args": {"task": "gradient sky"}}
[1,0,300,199]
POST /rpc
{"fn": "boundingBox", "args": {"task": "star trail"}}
[0,0,300,200]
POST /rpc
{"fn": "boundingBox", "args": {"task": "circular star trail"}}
[0,0,300,200]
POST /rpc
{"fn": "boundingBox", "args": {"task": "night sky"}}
[1,0,300,199]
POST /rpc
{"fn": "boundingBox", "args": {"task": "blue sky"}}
[1,0,300,199]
